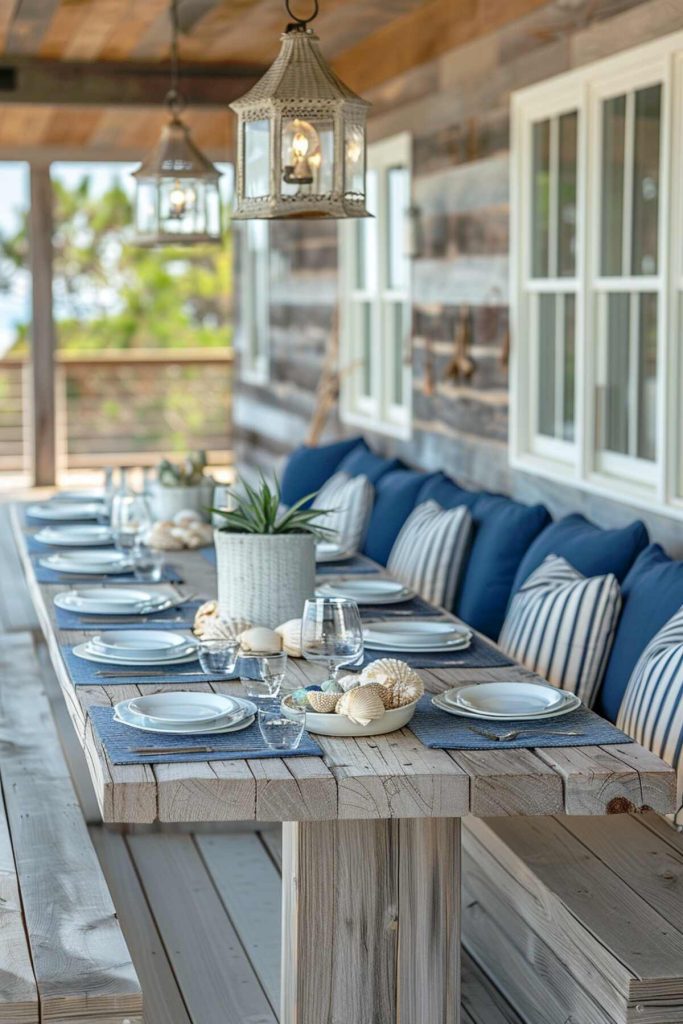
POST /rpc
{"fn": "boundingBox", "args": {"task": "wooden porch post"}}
[29,161,56,486]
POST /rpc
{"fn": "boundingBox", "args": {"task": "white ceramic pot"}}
[149,479,214,522]
[214,530,316,629]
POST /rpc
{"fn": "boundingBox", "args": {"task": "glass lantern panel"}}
[157,178,221,239]
[345,124,365,197]
[280,117,334,196]
[244,119,271,199]
[134,180,159,237]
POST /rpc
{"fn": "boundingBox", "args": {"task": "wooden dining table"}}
[12,504,677,1024]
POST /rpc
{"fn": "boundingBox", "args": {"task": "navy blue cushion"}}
[597,544,683,722]
[362,469,434,566]
[418,473,551,636]
[280,437,363,506]
[511,513,649,594]
[337,442,401,483]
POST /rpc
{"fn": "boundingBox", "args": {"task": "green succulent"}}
[212,474,334,537]
[158,450,207,487]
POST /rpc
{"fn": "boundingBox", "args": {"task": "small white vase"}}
[214,530,316,629]
[149,479,214,522]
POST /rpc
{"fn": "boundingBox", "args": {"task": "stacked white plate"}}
[56,489,104,502]
[317,579,414,606]
[432,681,580,721]
[364,619,472,652]
[316,541,352,563]
[114,692,256,736]
[54,587,172,616]
[39,550,132,575]
[28,501,105,521]
[73,629,199,667]
[34,524,113,547]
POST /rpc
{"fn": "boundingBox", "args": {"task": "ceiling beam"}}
[0,56,263,108]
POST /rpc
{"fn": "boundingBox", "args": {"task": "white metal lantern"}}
[230,0,370,220]
[132,0,222,246]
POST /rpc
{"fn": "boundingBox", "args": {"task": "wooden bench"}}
[0,632,143,1024]
[462,815,683,1024]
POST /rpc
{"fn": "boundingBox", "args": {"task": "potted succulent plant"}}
[212,476,331,628]
[148,451,214,522]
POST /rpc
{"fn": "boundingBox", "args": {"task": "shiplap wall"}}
[233,0,683,553]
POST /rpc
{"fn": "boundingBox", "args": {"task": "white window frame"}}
[239,219,270,384]
[510,29,683,519]
[339,131,412,440]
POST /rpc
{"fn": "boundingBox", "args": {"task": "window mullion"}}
[549,117,559,279]
[628,291,640,458]
[622,91,636,277]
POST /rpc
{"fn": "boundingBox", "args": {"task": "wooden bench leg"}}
[281,817,461,1024]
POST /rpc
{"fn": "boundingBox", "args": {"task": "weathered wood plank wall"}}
[232,0,683,552]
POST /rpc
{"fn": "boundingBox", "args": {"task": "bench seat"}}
[0,632,142,1024]
[462,815,683,1024]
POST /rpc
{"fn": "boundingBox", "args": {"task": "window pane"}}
[531,120,550,277]
[631,84,661,276]
[388,302,409,406]
[601,95,626,276]
[358,301,373,397]
[354,170,377,290]
[558,112,578,278]
[244,119,270,198]
[387,165,410,291]
[537,293,556,436]
[637,293,657,461]
[603,292,630,454]
[563,294,576,441]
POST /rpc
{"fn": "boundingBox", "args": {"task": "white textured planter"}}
[149,479,214,522]
[214,530,316,628]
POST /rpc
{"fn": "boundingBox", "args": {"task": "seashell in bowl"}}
[307,690,341,713]
[275,618,303,657]
[336,684,386,726]
[360,658,425,709]
[238,626,283,654]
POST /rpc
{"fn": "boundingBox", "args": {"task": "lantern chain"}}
[285,0,319,32]
[166,0,184,117]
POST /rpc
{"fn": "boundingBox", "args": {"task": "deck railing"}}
[0,348,234,472]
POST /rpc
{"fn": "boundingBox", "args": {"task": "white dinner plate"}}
[431,691,581,722]
[34,524,113,547]
[126,691,239,725]
[56,489,105,502]
[40,551,132,575]
[54,588,168,615]
[114,697,256,736]
[28,501,105,521]
[316,542,353,563]
[317,579,414,605]
[91,630,194,660]
[363,620,472,652]
[445,681,567,717]
[73,641,199,667]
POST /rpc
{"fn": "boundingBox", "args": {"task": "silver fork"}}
[466,726,585,741]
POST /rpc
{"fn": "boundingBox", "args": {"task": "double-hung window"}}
[340,132,412,439]
[511,30,683,516]
[239,219,270,383]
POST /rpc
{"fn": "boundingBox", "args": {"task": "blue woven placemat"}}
[89,704,324,765]
[359,595,439,619]
[200,546,217,566]
[360,633,514,670]
[25,534,114,555]
[317,555,380,575]
[408,694,634,749]
[54,599,203,631]
[61,643,260,685]
[34,561,182,584]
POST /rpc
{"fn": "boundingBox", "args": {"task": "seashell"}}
[290,688,310,707]
[146,521,184,551]
[202,616,240,641]
[275,619,303,657]
[339,674,361,692]
[307,691,340,713]
[321,679,343,694]
[191,522,214,545]
[335,683,386,726]
[238,626,283,654]
[193,599,218,636]
[359,658,424,709]
[173,509,202,527]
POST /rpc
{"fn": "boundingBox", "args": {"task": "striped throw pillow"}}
[498,555,621,706]
[617,606,683,827]
[387,500,472,609]
[313,471,374,554]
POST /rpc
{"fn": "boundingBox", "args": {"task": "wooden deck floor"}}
[90,822,525,1024]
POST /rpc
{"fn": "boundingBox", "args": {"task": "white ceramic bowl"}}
[281,694,418,737]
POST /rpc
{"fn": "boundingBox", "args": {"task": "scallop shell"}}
[238,626,283,654]
[307,691,340,713]
[173,509,202,527]
[359,659,424,709]
[202,616,239,641]
[193,599,218,636]
[146,521,185,551]
[335,684,386,726]
[275,619,303,658]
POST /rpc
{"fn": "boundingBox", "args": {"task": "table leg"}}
[281,817,461,1024]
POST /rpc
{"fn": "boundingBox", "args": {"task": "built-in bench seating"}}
[0,631,142,1024]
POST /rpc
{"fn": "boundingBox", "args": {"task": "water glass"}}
[111,493,152,553]
[301,597,364,685]
[198,639,240,676]
[132,542,165,583]
[240,652,288,701]
[257,705,306,751]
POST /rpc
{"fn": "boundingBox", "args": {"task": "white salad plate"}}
[317,579,414,605]
[363,620,472,652]
[316,542,352,563]
[56,489,105,502]
[40,551,132,575]
[54,588,168,615]
[432,690,581,722]
[90,630,194,661]
[126,691,239,725]
[73,641,199,667]
[445,681,567,717]
[114,696,256,736]
[282,694,418,737]
[34,524,113,547]
[28,501,105,521]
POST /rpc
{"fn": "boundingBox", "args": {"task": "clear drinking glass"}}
[198,639,240,676]
[240,652,288,701]
[132,542,165,583]
[258,705,306,751]
[301,597,364,685]
[111,493,152,554]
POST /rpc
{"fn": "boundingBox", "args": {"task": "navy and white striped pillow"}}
[617,606,683,827]
[387,500,472,609]
[313,472,373,554]
[498,555,621,706]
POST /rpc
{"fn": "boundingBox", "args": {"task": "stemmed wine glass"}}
[301,597,364,686]
[110,493,152,555]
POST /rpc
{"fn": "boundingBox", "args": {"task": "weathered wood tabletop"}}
[12,503,676,1024]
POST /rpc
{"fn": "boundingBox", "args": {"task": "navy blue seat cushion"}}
[280,436,363,507]
[363,469,435,566]
[511,513,649,594]
[337,442,401,484]
[597,544,683,722]
[418,474,550,637]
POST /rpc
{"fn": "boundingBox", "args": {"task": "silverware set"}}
[128,743,265,755]
[466,726,585,741]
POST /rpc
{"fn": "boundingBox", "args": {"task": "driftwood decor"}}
[306,308,340,446]
[444,305,475,383]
